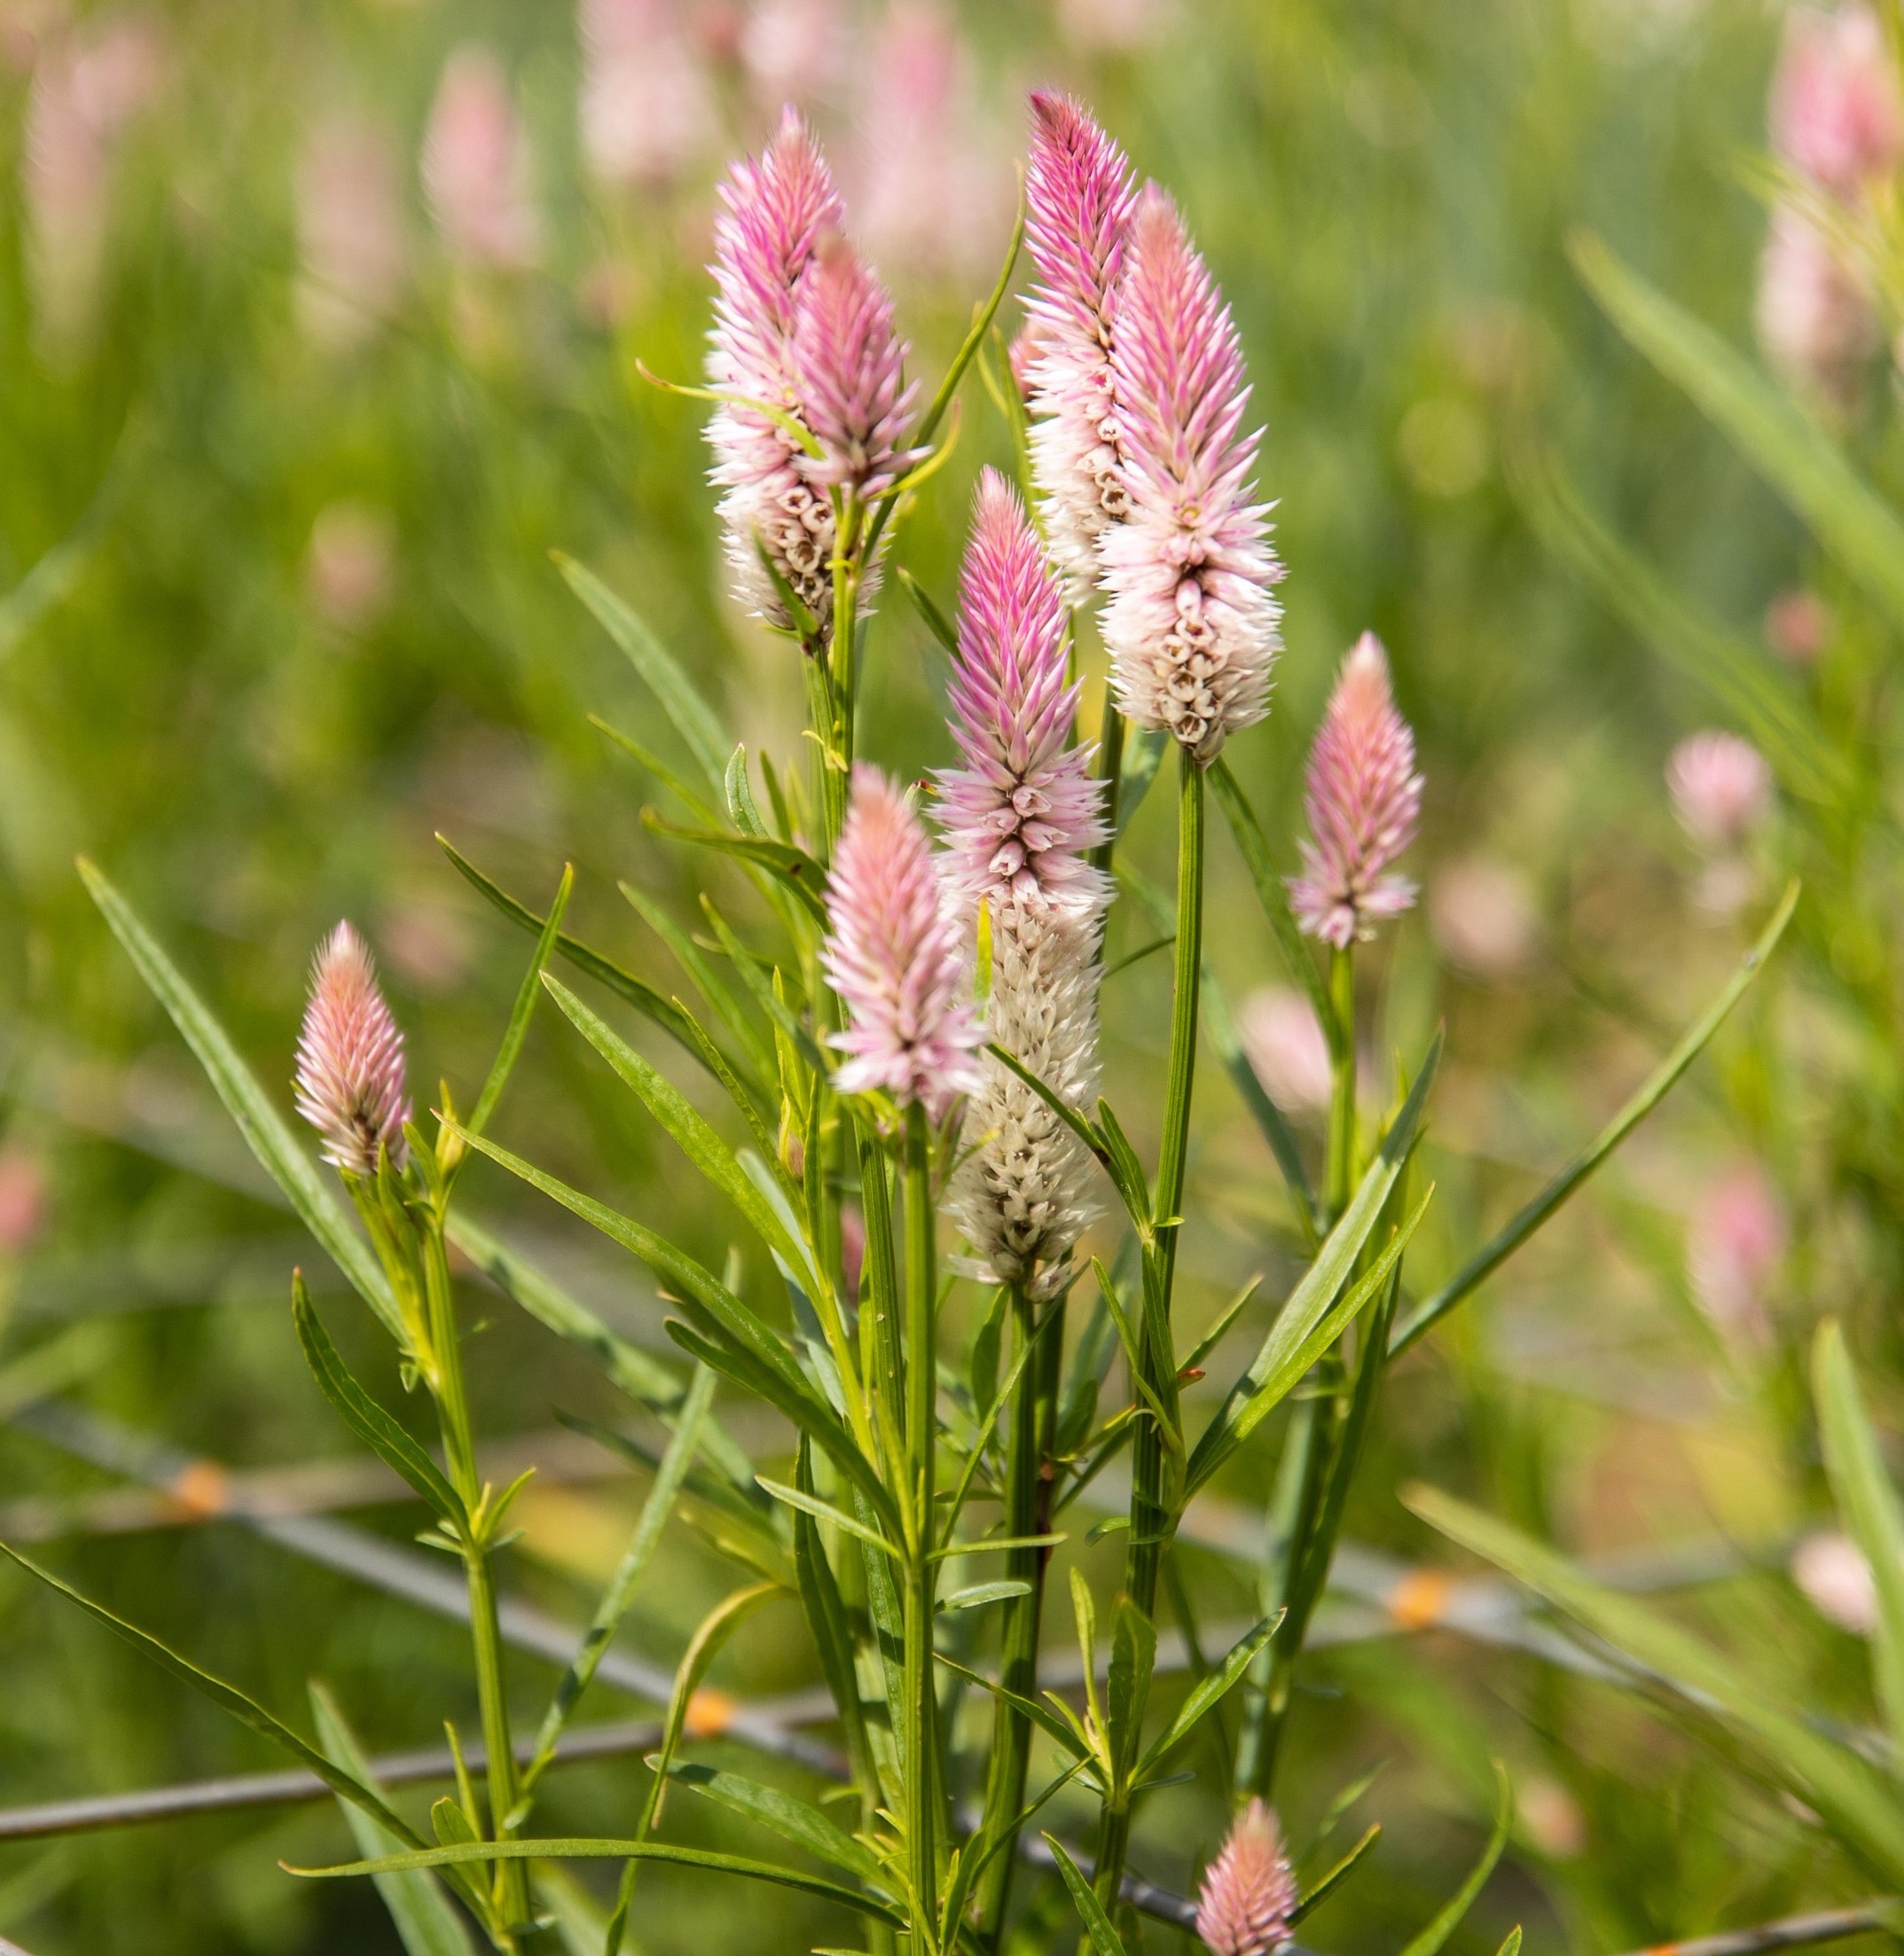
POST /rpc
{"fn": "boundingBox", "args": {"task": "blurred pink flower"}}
[741,0,850,111]
[850,4,1009,285]
[1771,4,1902,196]
[1766,587,1831,663]
[822,766,982,1121]
[1195,1799,1296,1956]
[1429,857,1537,976]
[1517,1776,1587,1860]
[1666,731,1772,849]
[297,113,406,348]
[21,13,162,351]
[305,502,396,629]
[1756,206,1877,411]
[840,1199,866,1301]
[422,47,539,269]
[0,1146,49,1255]
[1056,0,1171,51]
[1101,184,1281,764]
[1792,1529,1879,1634]
[1290,635,1422,948]
[790,230,918,498]
[579,0,716,188]
[294,923,411,1178]
[1238,986,1331,1116]
[1686,1160,1785,1346]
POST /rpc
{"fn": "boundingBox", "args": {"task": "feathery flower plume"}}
[823,767,982,1123]
[1100,184,1281,765]
[1195,1799,1297,1956]
[421,47,539,270]
[1237,985,1331,1116]
[1289,634,1422,947]
[790,228,919,499]
[937,471,1108,1287]
[294,923,411,1178]
[1021,90,1137,594]
[705,111,845,632]
[1667,731,1772,849]
[1771,4,1903,198]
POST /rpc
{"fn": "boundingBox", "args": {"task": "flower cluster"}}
[1195,1800,1297,1956]
[937,470,1109,1288]
[1289,633,1422,948]
[705,110,913,638]
[294,923,411,1178]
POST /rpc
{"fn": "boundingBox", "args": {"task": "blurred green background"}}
[0,0,1877,1949]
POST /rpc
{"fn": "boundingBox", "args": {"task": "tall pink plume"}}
[937,467,1108,918]
[1022,90,1137,595]
[1195,1800,1297,1956]
[294,923,411,1177]
[1289,633,1422,948]
[823,766,982,1123]
[706,110,845,633]
[790,229,919,498]
[1771,4,1903,196]
[1099,184,1281,765]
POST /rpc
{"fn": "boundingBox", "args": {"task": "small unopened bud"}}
[1195,1799,1297,1956]
[294,922,411,1178]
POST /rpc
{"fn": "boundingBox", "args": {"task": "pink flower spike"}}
[295,923,411,1178]
[1023,90,1137,593]
[1100,184,1282,764]
[1289,634,1423,948]
[823,767,983,1123]
[790,228,920,500]
[706,110,845,632]
[1771,4,1903,198]
[1195,1799,1297,1956]
[936,468,1109,917]
[1667,731,1773,848]
[421,46,539,270]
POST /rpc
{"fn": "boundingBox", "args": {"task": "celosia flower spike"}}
[705,110,844,632]
[1289,633,1423,948]
[294,923,411,1178]
[1195,1799,1297,1956]
[823,767,982,1123]
[1022,90,1138,595]
[790,228,919,499]
[937,467,1109,916]
[1099,184,1281,765]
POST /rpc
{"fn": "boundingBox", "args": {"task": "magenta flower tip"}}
[822,766,982,1123]
[1101,182,1281,763]
[1289,633,1423,948]
[1195,1799,1297,1956]
[790,227,919,499]
[294,922,411,1178]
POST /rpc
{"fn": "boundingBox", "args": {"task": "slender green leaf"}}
[910,191,1022,454]
[1203,970,1322,1248]
[1392,883,1797,1355]
[662,1761,889,1889]
[466,865,573,1141]
[1137,1616,1278,1775]
[938,1580,1033,1612]
[1105,1598,1156,1772]
[1815,1321,1904,1760]
[1114,729,1168,838]
[640,810,829,925]
[1571,231,1904,638]
[78,860,400,1340]
[292,1275,466,1527]
[310,1685,482,1953]
[897,567,958,656]
[1406,1488,1904,1885]
[1042,1834,1128,1956]
[934,1656,1093,1766]
[1290,1823,1380,1926]
[756,1477,899,1561]
[0,1542,426,1850]
[619,880,772,1083]
[1398,1761,1512,1956]
[590,715,724,826]
[555,553,731,794]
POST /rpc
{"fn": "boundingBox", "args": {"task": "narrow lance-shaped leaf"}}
[662,1760,891,1890]
[1043,1833,1129,1956]
[1397,1760,1512,1956]
[1137,1615,1279,1776]
[464,864,574,1144]
[1391,882,1797,1356]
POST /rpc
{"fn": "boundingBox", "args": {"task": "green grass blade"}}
[1392,882,1797,1355]
[78,859,401,1341]
[1136,1616,1278,1775]
[310,1684,482,1954]
[1290,1822,1380,1925]
[662,1760,890,1889]
[0,1541,427,1851]
[639,810,829,926]
[590,715,725,827]
[554,553,731,795]
[1406,1487,1904,1886]
[1571,231,1904,639]
[466,863,573,1140]
[619,880,773,1084]
[1814,1321,1904,1761]
[1398,1760,1511,1956]
[1042,1834,1128,1956]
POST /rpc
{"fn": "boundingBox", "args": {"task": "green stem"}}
[902,1106,941,1944]
[1088,695,1126,878]
[424,1225,528,1944]
[975,1284,1062,1941]
[1233,1392,1319,1796]
[1325,947,1356,1221]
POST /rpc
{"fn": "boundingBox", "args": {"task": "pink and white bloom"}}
[741,0,850,112]
[1428,857,1538,976]
[1290,634,1423,948]
[1687,1160,1785,1346]
[823,767,982,1122]
[1195,1799,1297,1956]
[705,111,844,633]
[297,111,407,348]
[1100,184,1282,764]
[938,471,1108,1287]
[1771,4,1903,197]
[421,46,539,269]
[1022,91,1136,597]
[1793,1529,1880,1634]
[1667,731,1773,849]
[790,229,918,499]
[1756,206,1877,411]
[578,0,715,189]
[1238,986,1331,1115]
[295,923,411,1178]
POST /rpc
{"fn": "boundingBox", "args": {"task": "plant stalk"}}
[1325,948,1356,1221]
[1089,695,1127,878]
[902,1105,941,1943]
